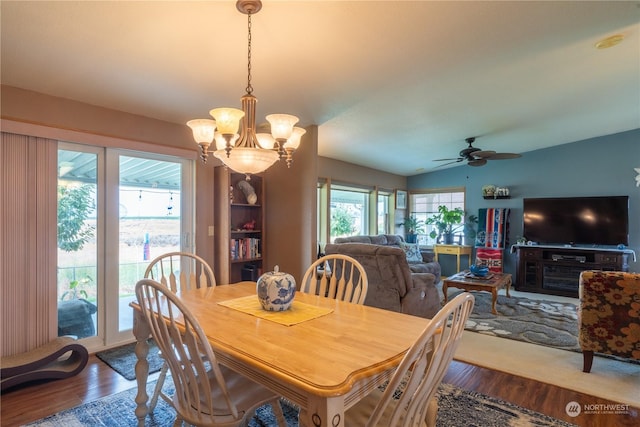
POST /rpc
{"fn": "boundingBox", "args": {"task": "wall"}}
[318,157,406,190]
[264,126,319,282]
[408,129,640,276]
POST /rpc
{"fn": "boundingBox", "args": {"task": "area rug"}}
[458,290,580,350]
[25,379,576,427]
[96,339,164,380]
[455,290,639,366]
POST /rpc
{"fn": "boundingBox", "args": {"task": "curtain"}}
[1,132,58,355]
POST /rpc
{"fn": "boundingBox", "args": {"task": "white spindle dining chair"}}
[344,292,475,426]
[299,254,369,304]
[135,278,286,426]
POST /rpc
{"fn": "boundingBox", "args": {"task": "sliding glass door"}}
[57,143,193,348]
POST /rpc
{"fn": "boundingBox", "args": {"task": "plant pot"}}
[443,233,455,244]
[406,233,418,244]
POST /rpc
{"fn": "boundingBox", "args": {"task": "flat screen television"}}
[522,196,629,246]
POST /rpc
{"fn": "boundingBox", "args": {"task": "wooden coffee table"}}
[443,271,512,314]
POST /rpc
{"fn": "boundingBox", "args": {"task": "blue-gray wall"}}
[408,128,640,277]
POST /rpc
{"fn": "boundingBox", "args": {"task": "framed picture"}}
[396,190,407,209]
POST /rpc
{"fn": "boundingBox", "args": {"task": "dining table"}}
[130,281,430,427]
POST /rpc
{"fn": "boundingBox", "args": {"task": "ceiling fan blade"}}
[488,153,522,160]
[472,150,496,159]
[434,160,463,168]
[433,157,462,162]
[468,158,487,167]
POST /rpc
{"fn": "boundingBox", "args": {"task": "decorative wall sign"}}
[396,190,407,209]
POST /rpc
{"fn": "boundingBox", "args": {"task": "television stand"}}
[512,245,635,297]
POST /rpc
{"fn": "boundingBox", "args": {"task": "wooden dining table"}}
[130,281,430,427]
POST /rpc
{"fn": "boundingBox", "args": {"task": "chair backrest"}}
[299,254,369,304]
[135,278,239,425]
[144,251,216,292]
[367,292,475,426]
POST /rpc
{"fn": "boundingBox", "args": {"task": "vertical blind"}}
[1,132,58,355]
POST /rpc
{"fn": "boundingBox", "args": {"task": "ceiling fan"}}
[433,137,522,167]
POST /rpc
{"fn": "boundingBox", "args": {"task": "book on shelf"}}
[230,238,261,260]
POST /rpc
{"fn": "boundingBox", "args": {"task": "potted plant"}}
[399,215,425,243]
[426,206,477,244]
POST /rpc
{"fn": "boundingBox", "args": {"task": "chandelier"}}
[186,0,305,179]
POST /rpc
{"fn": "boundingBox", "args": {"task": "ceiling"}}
[2,1,639,176]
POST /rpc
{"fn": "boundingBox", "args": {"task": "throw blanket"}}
[475,208,510,273]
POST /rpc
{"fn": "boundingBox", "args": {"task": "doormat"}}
[96,339,164,380]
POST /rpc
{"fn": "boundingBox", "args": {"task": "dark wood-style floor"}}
[1,355,637,427]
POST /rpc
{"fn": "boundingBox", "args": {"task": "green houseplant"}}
[426,206,477,245]
[399,215,425,243]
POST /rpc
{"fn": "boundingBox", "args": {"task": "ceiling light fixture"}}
[186,0,305,179]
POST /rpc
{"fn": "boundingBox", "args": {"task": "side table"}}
[434,244,473,273]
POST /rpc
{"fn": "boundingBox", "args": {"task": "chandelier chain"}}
[246,12,253,95]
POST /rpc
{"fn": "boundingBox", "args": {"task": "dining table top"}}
[141,281,431,398]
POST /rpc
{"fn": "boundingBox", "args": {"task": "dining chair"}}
[299,254,369,304]
[344,292,475,426]
[135,278,286,427]
[144,251,216,292]
[144,251,216,412]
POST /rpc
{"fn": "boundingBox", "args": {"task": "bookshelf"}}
[214,167,265,283]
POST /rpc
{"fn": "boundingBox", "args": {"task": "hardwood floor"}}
[1,356,637,426]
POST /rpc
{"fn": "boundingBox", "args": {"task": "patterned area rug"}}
[25,379,576,426]
[459,291,580,350]
[96,339,164,380]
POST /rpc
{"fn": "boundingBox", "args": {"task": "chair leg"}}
[425,397,438,427]
[271,398,287,427]
[582,350,594,373]
[149,362,169,411]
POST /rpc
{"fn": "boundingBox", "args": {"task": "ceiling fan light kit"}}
[433,137,522,168]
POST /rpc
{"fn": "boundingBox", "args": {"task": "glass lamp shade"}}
[256,133,276,149]
[209,108,244,135]
[186,119,216,144]
[284,127,306,150]
[266,114,299,140]
[215,132,240,150]
[213,147,280,175]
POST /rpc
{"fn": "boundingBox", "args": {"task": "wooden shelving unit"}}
[214,167,265,284]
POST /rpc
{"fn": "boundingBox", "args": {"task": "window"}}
[57,142,192,347]
[410,188,467,246]
[329,183,372,241]
[377,190,393,234]
[318,181,389,245]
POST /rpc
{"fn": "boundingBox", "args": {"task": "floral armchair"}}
[578,270,640,372]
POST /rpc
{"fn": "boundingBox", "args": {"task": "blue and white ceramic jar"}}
[256,265,296,311]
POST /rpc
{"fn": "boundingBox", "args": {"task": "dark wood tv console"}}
[513,245,635,298]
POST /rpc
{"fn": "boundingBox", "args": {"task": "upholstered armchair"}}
[578,270,640,373]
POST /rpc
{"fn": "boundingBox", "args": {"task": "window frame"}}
[409,187,468,247]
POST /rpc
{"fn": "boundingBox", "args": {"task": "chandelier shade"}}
[187,0,302,179]
[213,147,279,175]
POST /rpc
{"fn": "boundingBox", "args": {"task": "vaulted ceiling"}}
[2,1,639,176]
